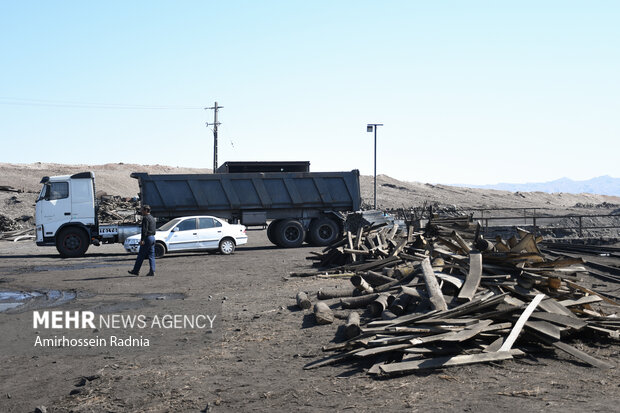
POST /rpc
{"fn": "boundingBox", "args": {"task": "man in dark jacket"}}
[128,205,156,276]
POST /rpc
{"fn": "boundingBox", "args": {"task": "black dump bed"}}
[131,170,361,225]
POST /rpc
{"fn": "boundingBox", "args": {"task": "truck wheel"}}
[275,219,305,248]
[219,238,236,255]
[266,220,280,245]
[56,227,89,258]
[154,242,166,258]
[308,217,340,246]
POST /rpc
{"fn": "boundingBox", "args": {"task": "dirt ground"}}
[0,229,619,413]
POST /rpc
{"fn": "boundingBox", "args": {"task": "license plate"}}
[99,226,118,236]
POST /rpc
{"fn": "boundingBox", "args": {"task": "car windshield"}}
[158,218,182,232]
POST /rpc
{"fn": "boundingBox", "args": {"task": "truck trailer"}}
[131,169,361,248]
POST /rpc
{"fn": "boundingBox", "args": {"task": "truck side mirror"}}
[172,227,179,232]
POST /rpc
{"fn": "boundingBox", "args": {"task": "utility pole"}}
[205,102,223,172]
[367,123,383,209]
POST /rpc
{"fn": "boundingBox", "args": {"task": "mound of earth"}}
[1,163,619,225]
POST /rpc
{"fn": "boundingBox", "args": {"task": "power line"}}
[0,97,203,110]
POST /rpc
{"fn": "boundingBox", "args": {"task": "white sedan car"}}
[124,216,247,258]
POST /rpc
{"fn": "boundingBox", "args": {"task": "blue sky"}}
[1,1,618,185]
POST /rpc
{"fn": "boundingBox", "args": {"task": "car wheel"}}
[56,227,89,258]
[308,217,340,246]
[275,219,305,248]
[219,238,236,255]
[154,242,166,258]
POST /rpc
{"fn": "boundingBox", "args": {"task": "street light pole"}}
[367,123,383,209]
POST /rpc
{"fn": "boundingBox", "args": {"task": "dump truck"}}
[131,168,361,248]
[35,167,361,257]
[35,172,141,257]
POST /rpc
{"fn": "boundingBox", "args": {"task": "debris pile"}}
[0,214,21,232]
[0,185,22,193]
[295,214,619,376]
[97,195,139,223]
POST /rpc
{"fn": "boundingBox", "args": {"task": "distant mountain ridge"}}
[456,175,620,196]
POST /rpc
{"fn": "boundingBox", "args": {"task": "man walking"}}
[128,205,156,276]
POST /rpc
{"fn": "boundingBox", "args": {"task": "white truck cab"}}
[36,172,139,257]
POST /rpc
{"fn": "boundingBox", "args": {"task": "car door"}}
[167,218,199,251]
[197,217,223,249]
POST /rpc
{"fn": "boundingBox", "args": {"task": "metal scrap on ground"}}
[294,212,619,376]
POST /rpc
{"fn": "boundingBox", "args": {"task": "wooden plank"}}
[388,239,408,257]
[427,292,507,320]
[409,330,460,346]
[525,320,561,340]
[356,343,412,357]
[436,236,462,253]
[565,281,620,307]
[367,353,390,375]
[443,320,493,342]
[355,226,363,249]
[346,231,356,262]
[387,223,399,240]
[451,231,472,254]
[420,257,448,311]
[559,296,603,307]
[457,252,482,302]
[419,318,478,326]
[530,312,587,330]
[484,336,504,353]
[303,348,364,370]
[400,285,427,300]
[530,257,585,268]
[379,351,515,374]
[377,309,441,328]
[499,293,545,351]
[551,341,615,369]
[344,256,400,272]
[538,298,576,317]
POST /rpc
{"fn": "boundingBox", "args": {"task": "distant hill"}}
[457,175,620,197]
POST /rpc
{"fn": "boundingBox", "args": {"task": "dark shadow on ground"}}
[64,275,141,281]
[0,253,134,259]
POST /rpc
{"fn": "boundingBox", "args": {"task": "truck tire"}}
[308,217,340,246]
[275,219,305,248]
[56,227,89,258]
[266,220,280,245]
[219,237,236,255]
[154,242,166,258]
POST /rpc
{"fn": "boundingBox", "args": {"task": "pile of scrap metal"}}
[295,214,619,376]
[97,195,139,223]
[0,227,34,242]
[0,214,34,241]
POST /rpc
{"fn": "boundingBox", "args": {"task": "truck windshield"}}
[158,218,182,232]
